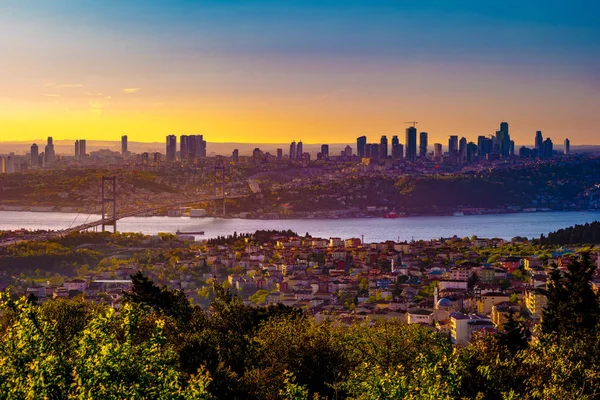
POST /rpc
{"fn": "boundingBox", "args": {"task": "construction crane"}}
[404,121,418,127]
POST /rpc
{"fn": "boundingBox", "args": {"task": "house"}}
[450,312,494,345]
[64,278,87,292]
[438,280,468,291]
[407,309,434,325]
[491,302,520,328]
[477,292,510,314]
[525,289,547,322]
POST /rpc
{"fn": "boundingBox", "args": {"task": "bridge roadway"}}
[0,194,243,247]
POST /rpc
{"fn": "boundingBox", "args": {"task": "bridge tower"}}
[213,164,226,217]
[101,176,117,233]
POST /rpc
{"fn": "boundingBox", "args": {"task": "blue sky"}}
[0,0,598,143]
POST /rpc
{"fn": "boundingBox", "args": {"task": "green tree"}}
[541,253,600,337]
[497,309,530,354]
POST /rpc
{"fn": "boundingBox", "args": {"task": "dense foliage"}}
[540,221,600,245]
[1,255,600,399]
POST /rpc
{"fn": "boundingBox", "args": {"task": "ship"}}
[452,211,465,216]
[176,230,205,235]
[384,211,408,219]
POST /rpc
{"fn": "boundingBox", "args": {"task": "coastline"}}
[0,206,598,220]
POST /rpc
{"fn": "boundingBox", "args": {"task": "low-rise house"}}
[525,289,547,322]
[407,308,434,325]
[450,312,494,345]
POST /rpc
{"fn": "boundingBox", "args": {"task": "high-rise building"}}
[30,144,38,167]
[419,132,428,158]
[74,140,80,158]
[391,135,399,147]
[365,144,372,159]
[448,135,458,155]
[232,149,239,163]
[180,135,189,161]
[166,135,177,162]
[535,131,543,155]
[509,140,515,156]
[379,135,388,158]
[253,148,263,163]
[289,141,296,160]
[496,121,511,157]
[477,135,493,157]
[459,137,467,163]
[564,138,571,155]
[357,136,367,158]
[79,140,86,158]
[344,145,352,157]
[542,138,553,159]
[321,144,329,158]
[405,127,417,161]
[186,135,206,160]
[44,137,55,165]
[467,142,478,163]
[121,135,128,155]
[195,135,207,158]
[434,143,443,158]
[369,143,379,159]
[296,141,303,159]
[276,148,283,161]
[392,143,404,160]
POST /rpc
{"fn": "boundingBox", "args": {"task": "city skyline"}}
[1,1,599,144]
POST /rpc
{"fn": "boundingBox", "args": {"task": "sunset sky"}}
[1,0,598,145]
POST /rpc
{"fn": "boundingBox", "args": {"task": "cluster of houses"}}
[17,232,600,346]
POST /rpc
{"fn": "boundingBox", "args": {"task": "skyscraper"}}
[392,142,404,160]
[459,137,467,163]
[192,135,207,159]
[467,142,478,163]
[434,143,442,158]
[391,135,399,147]
[289,141,296,160]
[276,148,283,161]
[74,140,80,159]
[296,141,303,159]
[379,135,388,158]
[542,138,553,159]
[180,135,189,161]
[535,131,543,155]
[405,127,417,161]
[30,144,38,167]
[79,140,86,158]
[564,138,571,155]
[121,135,128,155]
[44,137,55,165]
[496,121,511,157]
[392,143,404,160]
[357,136,367,158]
[448,136,458,155]
[419,132,428,158]
[232,149,239,163]
[321,144,329,158]
[166,135,177,162]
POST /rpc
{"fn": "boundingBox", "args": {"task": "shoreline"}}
[0,207,599,221]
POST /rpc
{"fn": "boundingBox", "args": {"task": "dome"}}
[436,298,453,307]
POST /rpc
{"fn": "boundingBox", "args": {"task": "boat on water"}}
[384,211,408,219]
[453,211,465,216]
[176,229,205,235]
